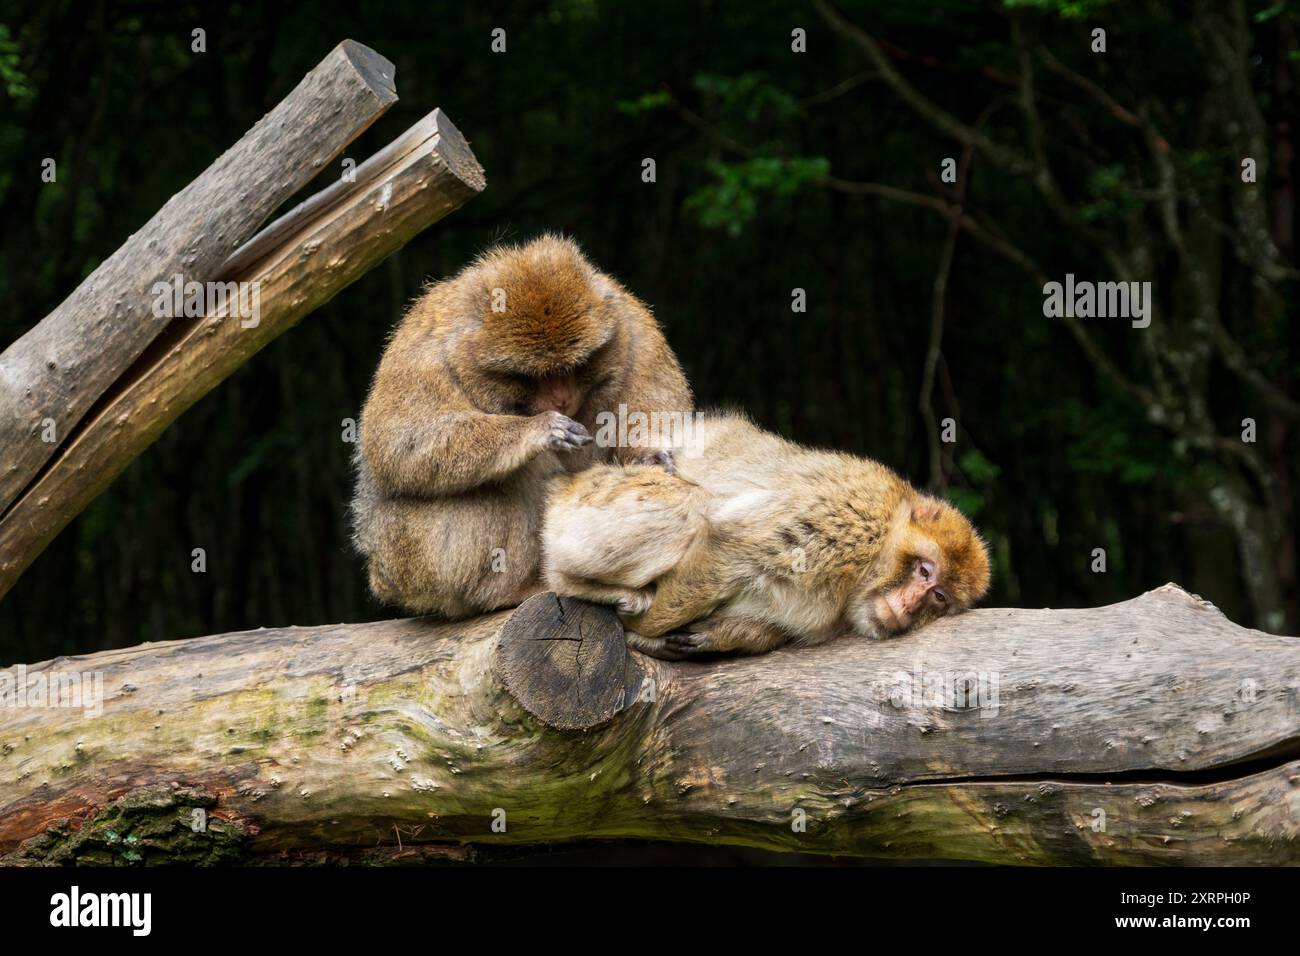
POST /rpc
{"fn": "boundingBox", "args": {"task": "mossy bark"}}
[7,786,247,865]
[2,584,1298,865]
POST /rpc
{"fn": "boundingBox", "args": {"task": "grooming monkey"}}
[351,235,692,617]
[542,413,990,658]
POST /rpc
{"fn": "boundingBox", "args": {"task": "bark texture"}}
[0,40,398,513]
[0,108,484,599]
[1,585,1297,865]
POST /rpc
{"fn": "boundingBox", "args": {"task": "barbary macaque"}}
[542,413,990,658]
[351,235,693,617]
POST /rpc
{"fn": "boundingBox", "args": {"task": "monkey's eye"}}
[932,589,949,607]
[917,559,935,581]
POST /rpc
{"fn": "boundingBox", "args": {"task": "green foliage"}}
[945,486,984,519]
[620,70,829,235]
[1001,0,1117,17]
[1181,148,1222,185]
[1254,2,1299,23]
[1061,399,1173,485]
[684,156,830,236]
[948,450,1002,518]
[959,448,1003,485]
[616,90,671,115]
[0,24,32,104]
[1079,164,1139,224]
[692,72,802,123]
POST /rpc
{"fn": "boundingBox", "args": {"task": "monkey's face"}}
[849,499,990,638]
[529,370,583,417]
[865,554,954,636]
[487,343,614,419]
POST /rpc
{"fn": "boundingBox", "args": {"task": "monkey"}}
[541,412,990,659]
[350,234,693,617]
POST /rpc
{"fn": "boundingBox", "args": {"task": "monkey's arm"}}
[362,409,589,496]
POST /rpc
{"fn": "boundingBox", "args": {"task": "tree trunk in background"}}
[815,0,1300,633]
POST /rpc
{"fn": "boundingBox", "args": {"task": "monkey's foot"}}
[625,629,714,660]
[663,631,712,656]
[624,631,690,661]
[631,448,676,475]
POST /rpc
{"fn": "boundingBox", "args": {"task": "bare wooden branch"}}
[0,40,399,513]
[2,584,1297,865]
[812,0,1034,177]
[821,175,1158,408]
[0,109,485,599]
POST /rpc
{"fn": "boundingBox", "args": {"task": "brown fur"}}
[351,234,693,617]
[542,413,990,658]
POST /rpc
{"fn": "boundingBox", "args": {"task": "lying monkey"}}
[542,413,990,658]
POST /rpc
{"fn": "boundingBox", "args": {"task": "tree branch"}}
[813,0,1034,176]
[820,176,1156,408]
[0,40,399,513]
[0,109,485,599]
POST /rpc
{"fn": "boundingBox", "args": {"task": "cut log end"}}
[335,39,398,103]
[431,108,488,194]
[494,592,636,731]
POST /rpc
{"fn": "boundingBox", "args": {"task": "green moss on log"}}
[4,785,247,866]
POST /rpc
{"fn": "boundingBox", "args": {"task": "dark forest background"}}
[1,0,1297,665]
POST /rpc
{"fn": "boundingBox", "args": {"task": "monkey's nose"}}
[534,374,581,417]
[539,397,576,416]
[533,389,574,414]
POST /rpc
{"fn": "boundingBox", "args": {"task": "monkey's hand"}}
[630,448,676,475]
[615,589,655,617]
[537,412,593,453]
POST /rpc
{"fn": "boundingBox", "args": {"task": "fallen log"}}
[0,107,484,599]
[0,40,398,513]
[1,584,1297,865]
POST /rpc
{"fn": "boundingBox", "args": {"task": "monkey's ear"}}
[911,500,944,524]
[590,273,619,302]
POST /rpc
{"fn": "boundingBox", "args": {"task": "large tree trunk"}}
[2,584,1297,866]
